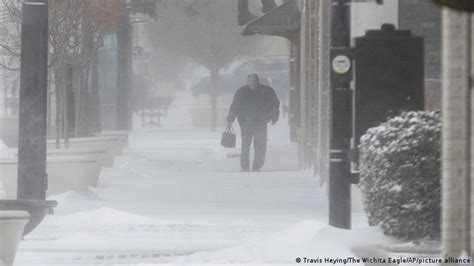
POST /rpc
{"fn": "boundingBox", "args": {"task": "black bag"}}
[221,125,236,148]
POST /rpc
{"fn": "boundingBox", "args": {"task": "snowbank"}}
[176,220,398,264]
[45,207,156,227]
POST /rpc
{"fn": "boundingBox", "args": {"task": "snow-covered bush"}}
[358,111,441,240]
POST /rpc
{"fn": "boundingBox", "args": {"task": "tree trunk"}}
[210,68,219,132]
[75,67,89,137]
[77,17,95,137]
[64,65,75,140]
[88,53,101,134]
[54,68,62,149]
[3,73,7,115]
[47,71,51,138]
[61,67,68,149]
[441,7,470,259]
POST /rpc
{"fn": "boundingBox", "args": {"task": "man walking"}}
[226,73,280,172]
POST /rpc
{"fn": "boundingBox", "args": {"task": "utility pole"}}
[117,0,132,131]
[17,0,49,200]
[329,0,352,229]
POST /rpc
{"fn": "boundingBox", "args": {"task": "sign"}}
[332,55,351,74]
[330,48,353,88]
[85,0,120,30]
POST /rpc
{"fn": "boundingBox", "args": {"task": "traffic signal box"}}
[354,24,424,142]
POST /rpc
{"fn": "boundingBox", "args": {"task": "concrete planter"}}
[93,131,129,146]
[0,210,29,266]
[47,136,126,158]
[1,155,101,199]
[9,147,111,168]
[46,147,111,168]
[0,200,57,236]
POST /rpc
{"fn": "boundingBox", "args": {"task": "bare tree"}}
[148,0,263,131]
[0,0,120,141]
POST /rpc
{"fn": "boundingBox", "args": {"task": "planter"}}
[9,147,111,168]
[93,130,129,146]
[0,210,29,266]
[47,147,111,168]
[47,136,126,158]
[1,156,101,199]
[0,200,57,236]
[0,116,19,148]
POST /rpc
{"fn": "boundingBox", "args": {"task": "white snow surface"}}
[13,91,395,265]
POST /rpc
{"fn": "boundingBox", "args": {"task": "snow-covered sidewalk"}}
[13,92,391,265]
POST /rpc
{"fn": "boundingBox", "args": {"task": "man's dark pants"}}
[240,123,267,171]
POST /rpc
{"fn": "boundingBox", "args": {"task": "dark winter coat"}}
[226,84,280,127]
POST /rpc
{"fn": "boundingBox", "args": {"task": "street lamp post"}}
[329,0,353,229]
[116,0,133,131]
[17,0,49,200]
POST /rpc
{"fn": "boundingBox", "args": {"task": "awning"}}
[241,0,300,44]
[432,0,474,12]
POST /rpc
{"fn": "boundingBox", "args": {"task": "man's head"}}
[247,73,259,90]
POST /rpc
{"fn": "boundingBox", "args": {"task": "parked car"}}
[191,56,289,100]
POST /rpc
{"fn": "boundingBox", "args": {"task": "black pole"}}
[329,0,352,229]
[116,1,132,131]
[17,0,49,200]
